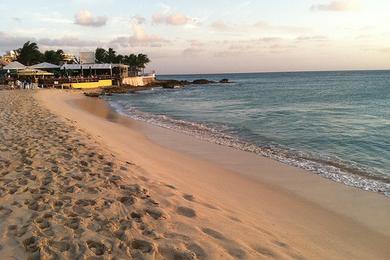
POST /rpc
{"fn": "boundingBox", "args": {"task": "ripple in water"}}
[104,70,390,197]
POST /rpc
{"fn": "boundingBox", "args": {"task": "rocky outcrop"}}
[219,79,231,83]
[192,79,216,85]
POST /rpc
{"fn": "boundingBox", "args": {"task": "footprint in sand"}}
[131,239,155,254]
[183,194,195,202]
[131,211,143,222]
[119,196,136,206]
[158,244,197,260]
[165,184,176,190]
[35,217,50,230]
[7,225,18,237]
[202,227,247,259]
[176,206,197,218]
[0,206,13,218]
[145,207,165,220]
[187,243,207,260]
[64,216,81,231]
[273,240,289,248]
[252,244,277,258]
[86,240,107,256]
[23,236,39,253]
[228,215,242,223]
[202,228,226,240]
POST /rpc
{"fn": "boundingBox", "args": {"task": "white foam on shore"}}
[107,99,390,197]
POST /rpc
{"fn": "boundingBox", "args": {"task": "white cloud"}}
[210,21,230,31]
[295,35,328,42]
[39,36,99,48]
[132,15,146,25]
[152,12,194,26]
[311,0,361,12]
[0,32,31,53]
[74,10,107,27]
[110,22,168,48]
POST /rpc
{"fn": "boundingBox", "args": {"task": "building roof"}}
[61,63,128,70]
[3,61,26,70]
[31,62,60,69]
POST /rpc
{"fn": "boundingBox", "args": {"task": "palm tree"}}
[124,54,138,75]
[122,53,150,75]
[136,54,150,75]
[16,41,44,66]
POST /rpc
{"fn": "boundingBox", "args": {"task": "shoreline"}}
[36,89,390,259]
[104,95,390,197]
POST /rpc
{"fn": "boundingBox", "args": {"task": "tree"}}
[123,54,136,73]
[107,48,117,63]
[43,49,64,65]
[136,53,150,74]
[122,53,150,75]
[16,41,44,66]
[95,48,108,63]
[116,54,124,64]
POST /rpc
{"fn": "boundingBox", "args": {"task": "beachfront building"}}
[0,51,17,64]
[0,61,55,89]
[1,51,155,89]
[62,53,77,64]
[61,63,128,79]
[59,63,129,89]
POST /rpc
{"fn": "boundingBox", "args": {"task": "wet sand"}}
[0,89,389,259]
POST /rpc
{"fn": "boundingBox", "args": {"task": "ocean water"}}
[104,71,390,196]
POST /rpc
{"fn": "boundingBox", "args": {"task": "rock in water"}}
[192,79,215,84]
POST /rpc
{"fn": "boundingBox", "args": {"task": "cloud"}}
[363,47,390,53]
[0,32,31,53]
[210,21,230,31]
[152,12,194,26]
[311,0,360,12]
[253,21,269,28]
[39,36,99,47]
[132,15,146,25]
[110,22,168,48]
[182,47,204,56]
[295,35,328,41]
[254,20,309,34]
[182,40,204,56]
[0,32,100,54]
[209,19,309,34]
[74,10,107,27]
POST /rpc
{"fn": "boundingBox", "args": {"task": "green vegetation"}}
[14,41,67,66]
[43,50,65,65]
[11,42,151,73]
[95,48,150,74]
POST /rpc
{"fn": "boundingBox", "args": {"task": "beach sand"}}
[0,90,389,259]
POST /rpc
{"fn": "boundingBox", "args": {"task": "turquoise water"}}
[105,71,390,196]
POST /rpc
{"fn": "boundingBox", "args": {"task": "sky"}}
[1,0,390,74]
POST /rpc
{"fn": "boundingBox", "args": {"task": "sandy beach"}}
[0,89,389,259]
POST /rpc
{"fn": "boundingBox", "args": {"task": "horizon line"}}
[158,68,390,76]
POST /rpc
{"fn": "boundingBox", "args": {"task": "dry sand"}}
[0,89,389,259]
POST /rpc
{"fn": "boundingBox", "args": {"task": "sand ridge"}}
[0,90,306,259]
